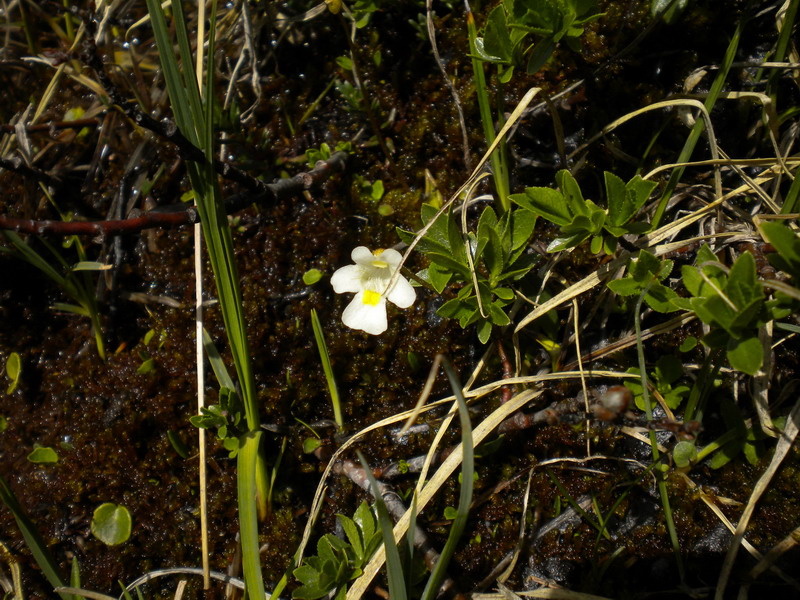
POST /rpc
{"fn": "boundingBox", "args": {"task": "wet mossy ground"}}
[1,0,800,598]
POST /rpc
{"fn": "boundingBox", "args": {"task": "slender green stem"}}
[467,9,510,211]
[144,1,268,596]
[635,284,684,582]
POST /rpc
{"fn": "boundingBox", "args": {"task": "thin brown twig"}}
[0,152,348,236]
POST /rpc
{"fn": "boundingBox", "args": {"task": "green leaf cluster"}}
[292,501,381,600]
[475,0,602,81]
[673,246,769,375]
[189,387,244,457]
[510,171,656,253]
[398,204,537,343]
[305,141,352,169]
[624,356,689,411]
[607,250,679,313]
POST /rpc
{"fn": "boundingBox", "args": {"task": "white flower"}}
[330,246,416,335]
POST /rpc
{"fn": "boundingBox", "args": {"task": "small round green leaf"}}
[91,503,132,546]
[303,269,323,286]
[303,437,322,454]
[673,441,697,468]
[27,445,58,464]
[6,352,21,394]
[679,336,698,352]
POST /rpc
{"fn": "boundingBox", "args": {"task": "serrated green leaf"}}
[630,250,661,281]
[293,564,322,588]
[508,209,536,263]
[426,252,471,277]
[644,283,680,313]
[477,319,492,344]
[607,277,642,296]
[510,187,570,225]
[489,302,511,326]
[427,262,453,294]
[604,171,628,226]
[726,335,763,375]
[483,227,505,282]
[556,170,588,217]
[338,514,363,559]
[483,5,513,62]
[353,501,375,543]
[726,252,761,309]
[476,205,498,259]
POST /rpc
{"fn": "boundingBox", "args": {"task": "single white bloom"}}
[331,246,416,335]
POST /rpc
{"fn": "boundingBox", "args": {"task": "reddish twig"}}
[0,152,348,236]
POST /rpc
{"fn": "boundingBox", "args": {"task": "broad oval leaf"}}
[91,503,132,545]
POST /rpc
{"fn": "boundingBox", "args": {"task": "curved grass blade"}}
[0,474,69,599]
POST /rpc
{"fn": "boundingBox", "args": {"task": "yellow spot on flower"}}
[362,290,382,306]
[371,260,389,268]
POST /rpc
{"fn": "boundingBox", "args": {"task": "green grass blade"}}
[311,309,343,429]
[143,0,197,144]
[4,231,68,290]
[170,0,205,137]
[357,451,407,600]
[70,556,81,600]
[420,359,473,600]
[0,475,69,599]
[202,328,236,391]
[145,3,267,597]
[238,432,267,600]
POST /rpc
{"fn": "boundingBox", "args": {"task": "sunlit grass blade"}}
[311,309,343,429]
[238,431,267,600]
[0,474,70,600]
[420,358,473,600]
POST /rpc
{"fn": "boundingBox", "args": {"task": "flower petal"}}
[351,246,375,266]
[331,264,364,294]
[386,275,416,308]
[376,248,403,268]
[341,292,388,335]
